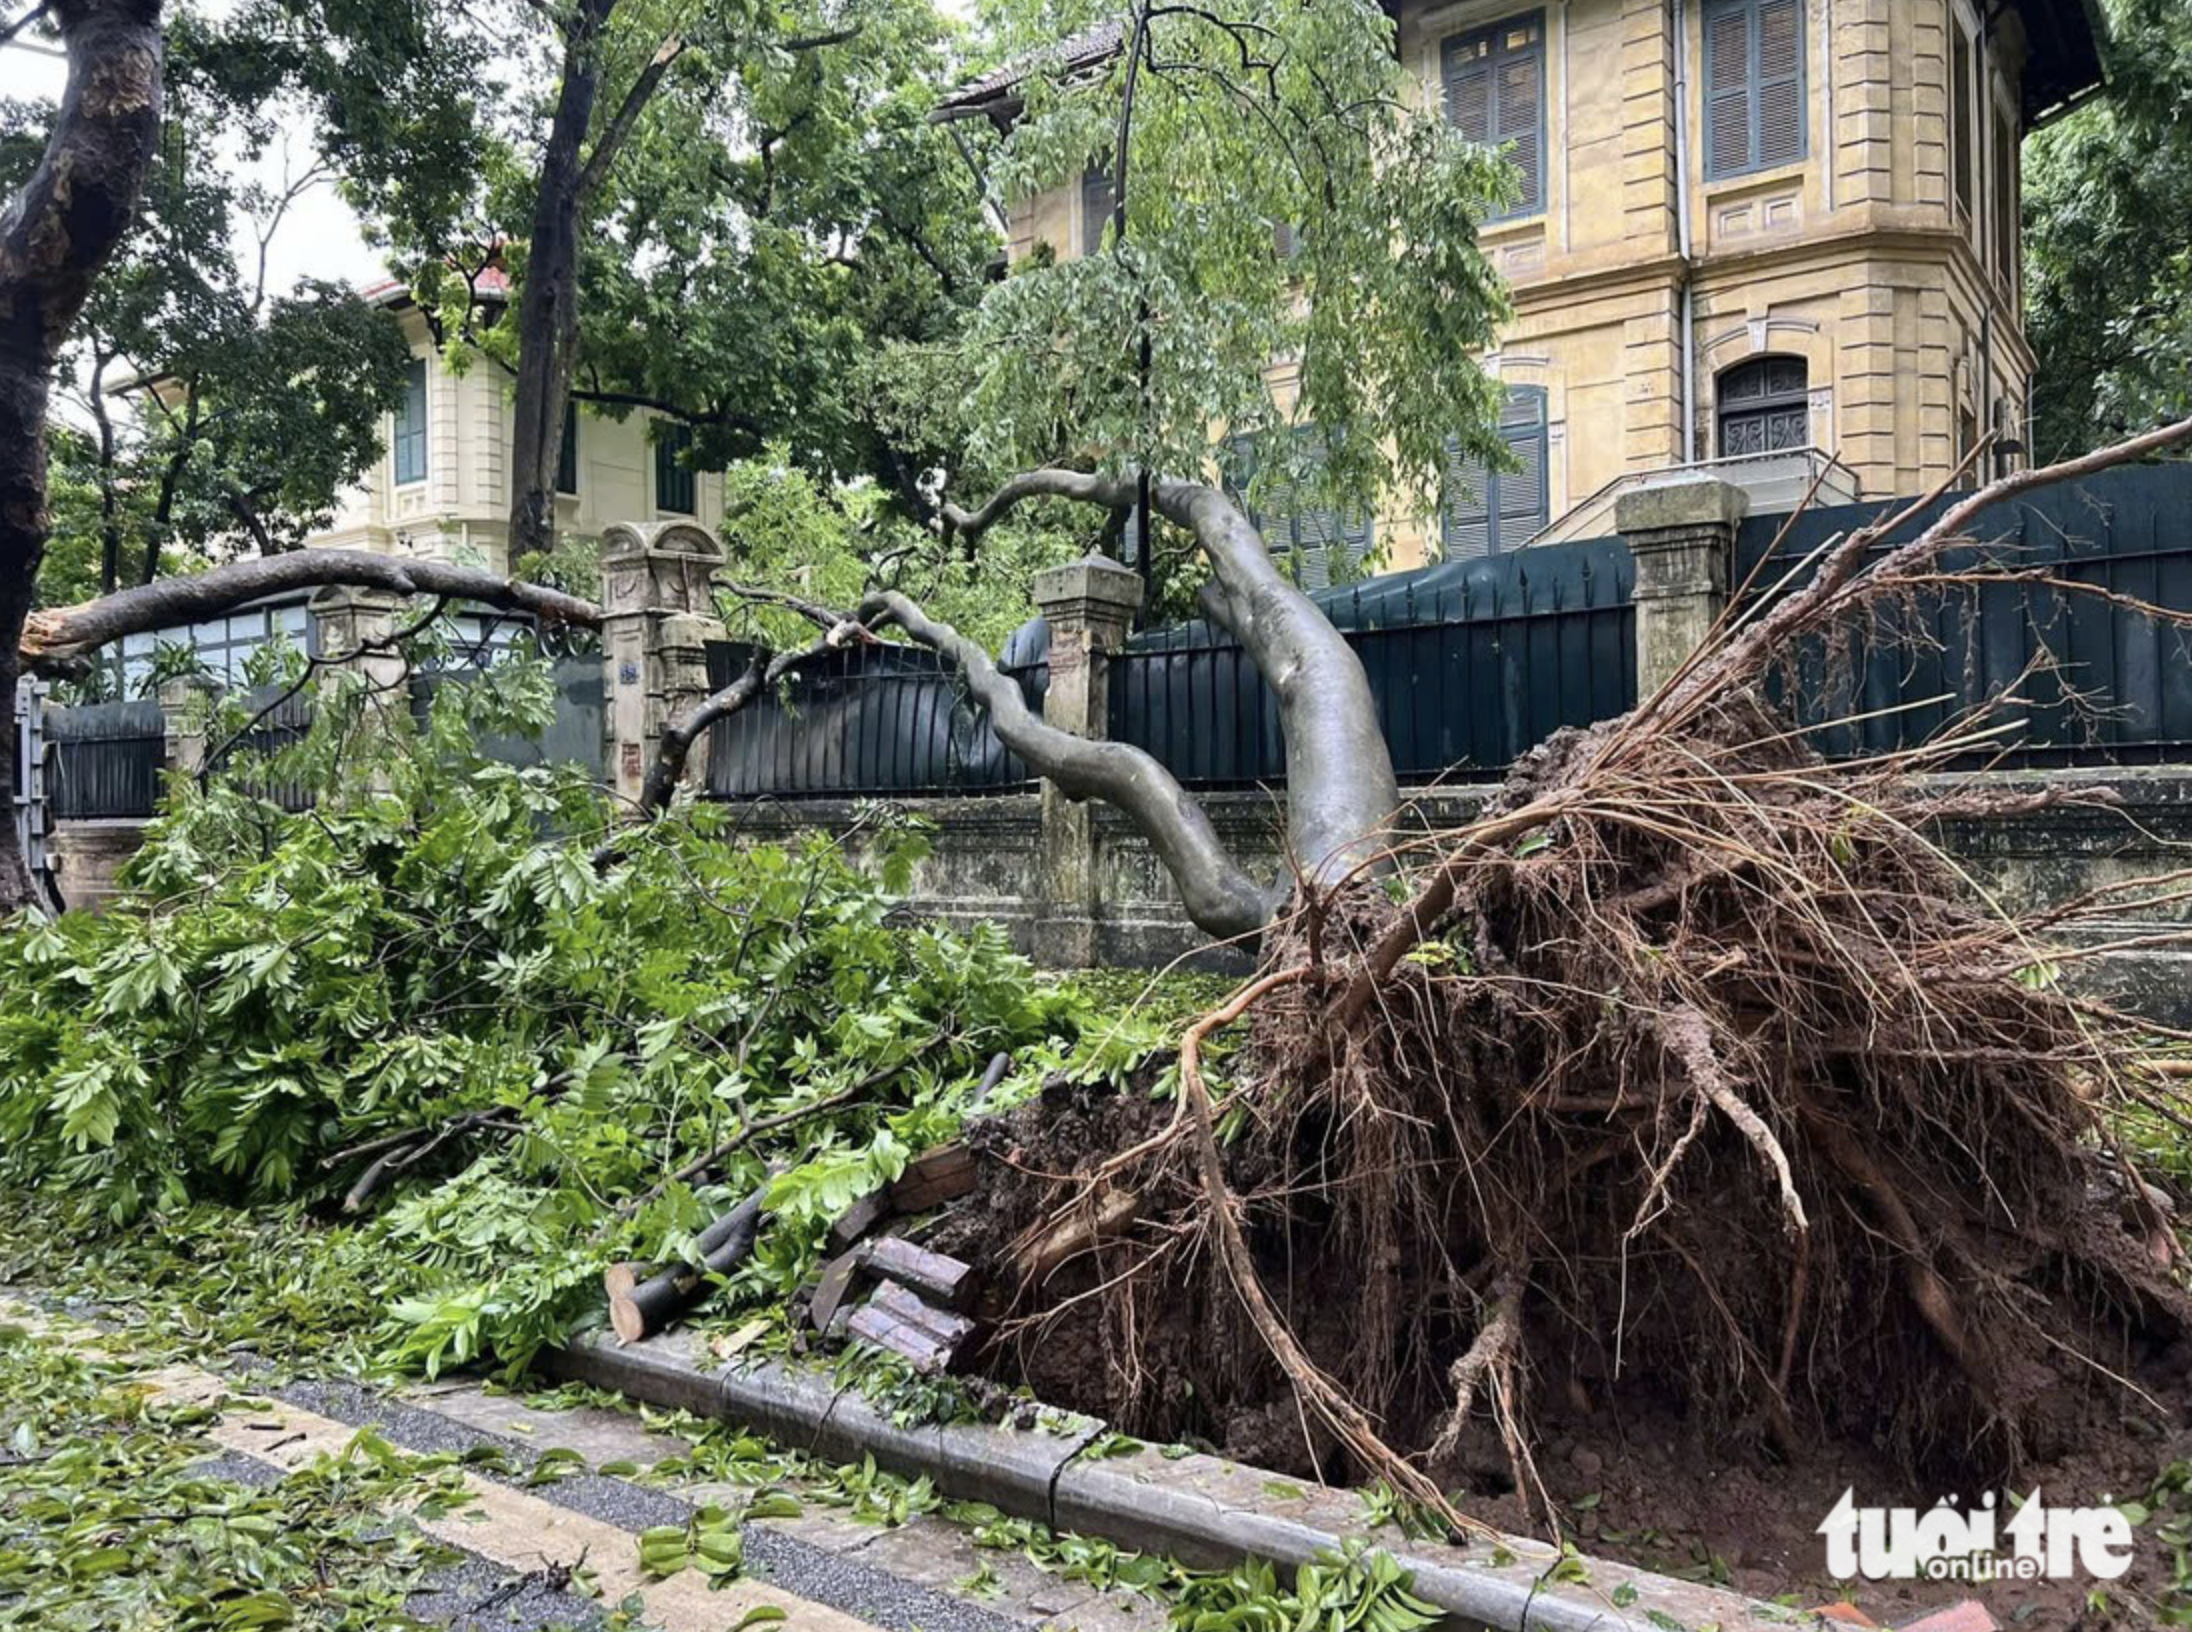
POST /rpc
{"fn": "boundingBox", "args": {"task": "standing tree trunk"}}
[86,345,124,596]
[505,0,611,568]
[0,0,166,914]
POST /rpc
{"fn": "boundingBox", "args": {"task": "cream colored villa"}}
[313,275,728,574]
[938,0,2106,577]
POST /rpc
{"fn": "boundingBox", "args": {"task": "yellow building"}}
[318,277,728,574]
[939,0,2105,577]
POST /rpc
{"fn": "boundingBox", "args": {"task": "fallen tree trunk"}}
[22,551,603,669]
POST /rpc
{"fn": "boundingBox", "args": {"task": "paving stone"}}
[1037,1588,1170,1632]
[739,1519,1028,1632]
[401,1379,692,1470]
[724,1496,890,1557]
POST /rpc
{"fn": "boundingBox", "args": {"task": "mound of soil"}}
[936,1074,2192,1629]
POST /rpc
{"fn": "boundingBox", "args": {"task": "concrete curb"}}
[546,1328,1814,1632]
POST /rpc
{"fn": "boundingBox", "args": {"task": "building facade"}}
[313,283,727,576]
[951,0,2104,576]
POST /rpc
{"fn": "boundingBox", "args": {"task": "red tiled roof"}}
[360,264,511,306]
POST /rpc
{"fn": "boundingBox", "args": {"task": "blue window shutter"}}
[393,358,428,485]
[1442,13,1546,221]
[1497,47,1544,215]
[1497,388,1550,548]
[556,403,579,495]
[655,425,695,515]
[1442,387,1550,558]
[1227,427,1373,584]
[1081,168,1116,256]
[1705,0,1805,179]
[1704,1,1754,179]
[1755,0,1806,168]
[1442,435,1495,560]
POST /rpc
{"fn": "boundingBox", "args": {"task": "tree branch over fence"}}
[859,587,1273,940]
[21,551,603,669]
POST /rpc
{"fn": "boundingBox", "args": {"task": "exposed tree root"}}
[952,425,2192,1528]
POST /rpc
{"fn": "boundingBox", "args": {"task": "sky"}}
[0,32,388,296]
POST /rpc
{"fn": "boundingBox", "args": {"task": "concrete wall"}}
[680,769,2192,1016]
[46,766,2192,1017]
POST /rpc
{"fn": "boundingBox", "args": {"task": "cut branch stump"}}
[609,1183,770,1344]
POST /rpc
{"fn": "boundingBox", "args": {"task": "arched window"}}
[1716,356,1810,458]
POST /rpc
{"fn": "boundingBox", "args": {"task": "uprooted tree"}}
[12,0,2192,1526]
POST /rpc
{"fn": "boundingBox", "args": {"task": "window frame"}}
[1439,11,1548,224]
[392,357,429,487]
[1990,80,2020,298]
[653,423,697,516]
[1080,167,1116,257]
[1949,2,1978,227]
[1701,0,1809,183]
[1714,355,1812,459]
[1441,385,1551,560]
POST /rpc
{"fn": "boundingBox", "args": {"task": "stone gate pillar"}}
[155,676,213,776]
[1616,476,1748,694]
[309,585,410,694]
[1031,555,1143,968]
[601,520,727,809]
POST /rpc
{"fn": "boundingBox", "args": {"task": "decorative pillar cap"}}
[307,583,407,612]
[1615,476,1750,538]
[155,674,220,707]
[1032,554,1144,621]
[601,519,724,618]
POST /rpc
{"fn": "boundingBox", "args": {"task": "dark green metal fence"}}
[1109,540,1634,787]
[44,701,167,819]
[1735,465,2192,766]
[701,538,1637,797]
[702,641,1044,798]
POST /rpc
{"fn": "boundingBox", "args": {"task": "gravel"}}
[743,1521,1032,1632]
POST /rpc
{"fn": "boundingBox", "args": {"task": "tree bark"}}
[506,0,613,567]
[940,468,1402,911]
[608,1181,770,1343]
[22,549,602,668]
[862,585,1273,940]
[85,345,122,596]
[0,0,166,914]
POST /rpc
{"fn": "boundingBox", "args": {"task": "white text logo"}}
[1817,1489,2135,1583]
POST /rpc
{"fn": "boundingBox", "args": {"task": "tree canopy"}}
[0,45,412,600]
[2025,0,2192,459]
[227,0,994,556]
[931,0,1516,532]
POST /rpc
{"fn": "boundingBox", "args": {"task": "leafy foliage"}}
[0,652,1116,1373]
[937,0,1514,528]
[0,1323,469,1627]
[711,451,1084,653]
[264,0,992,516]
[1166,1541,1443,1632]
[2025,0,2192,458]
[0,49,414,601]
